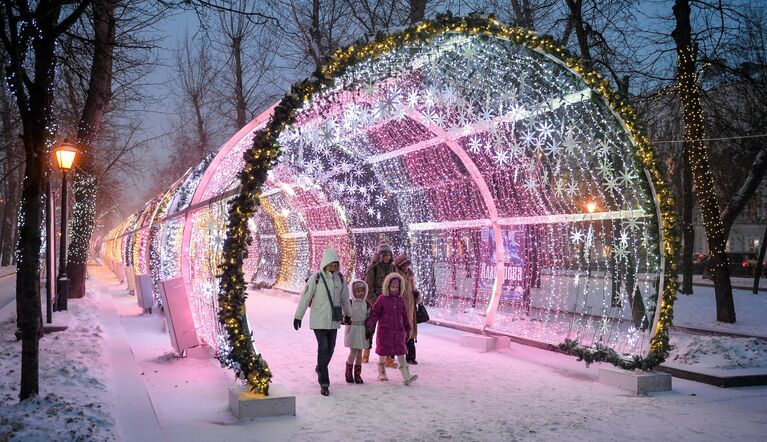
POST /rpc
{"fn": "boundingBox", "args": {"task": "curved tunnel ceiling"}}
[256,31,665,347]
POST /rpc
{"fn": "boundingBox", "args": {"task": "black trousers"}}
[406,338,416,362]
[367,327,375,350]
[313,329,337,387]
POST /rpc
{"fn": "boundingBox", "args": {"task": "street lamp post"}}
[53,142,79,311]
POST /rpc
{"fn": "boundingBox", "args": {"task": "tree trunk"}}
[16,166,43,400]
[310,0,324,70]
[232,36,247,129]
[0,205,6,266]
[672,0,735,323]
[0,83,18,267]
[510,0,535,30]
[0,180,16,266]
[67,0,117,299]
[12,0,68,399]
[0,167,16,266]
[408,0,427,25]
[680,150,694,293]
[565,0,591,67]
[754,223,767,294]
[4,0,89,400]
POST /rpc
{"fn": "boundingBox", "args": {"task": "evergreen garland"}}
[558,339,666,371]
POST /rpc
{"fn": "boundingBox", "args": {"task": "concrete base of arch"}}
[459,333,511,352]
[598,366,672,395]
[228,384,296,419]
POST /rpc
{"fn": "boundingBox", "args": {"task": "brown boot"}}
[345,363,354,383]
[385,356,398,369]
[362,348,370,363]
[354,365,364,384]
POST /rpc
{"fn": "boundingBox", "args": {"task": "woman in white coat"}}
[294,248,352,396]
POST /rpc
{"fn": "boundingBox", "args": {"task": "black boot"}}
[320,386,329,396]
[354,364,364,384]
[345,363,354,383]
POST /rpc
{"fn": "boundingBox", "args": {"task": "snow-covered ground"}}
[667,286,767,372]
[0,289,115,441]
[672,286,767,337]
[669,334,767,370]
[1,264,767,441]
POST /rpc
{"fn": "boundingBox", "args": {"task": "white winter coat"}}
[344,279,371,349]
[294,249,351,330]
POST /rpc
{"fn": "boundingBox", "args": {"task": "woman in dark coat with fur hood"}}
[363,243,396,366]
[393,254,420,364]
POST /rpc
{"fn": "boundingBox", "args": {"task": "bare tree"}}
[153,33,224,189]
[469,0,558,32]
[343,0,455,34]
[343,0,409,35]
[216,1,278,130]
[65,0,118,300]
[45,0,167,299]
[270,0,354,72]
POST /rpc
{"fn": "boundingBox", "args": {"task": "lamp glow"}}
[53,142,80,172]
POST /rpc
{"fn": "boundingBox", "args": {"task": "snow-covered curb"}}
[0,292,115,441]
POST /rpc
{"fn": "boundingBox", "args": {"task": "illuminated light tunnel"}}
[101,15,677,394]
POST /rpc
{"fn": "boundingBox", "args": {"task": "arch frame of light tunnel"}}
[219,13,678,393]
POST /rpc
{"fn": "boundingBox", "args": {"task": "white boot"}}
[399,361,418,385]
[377,363,388,381]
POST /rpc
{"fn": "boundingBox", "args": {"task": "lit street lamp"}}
[53,141,79,311]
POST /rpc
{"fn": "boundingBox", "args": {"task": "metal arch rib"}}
[404,109,506,329]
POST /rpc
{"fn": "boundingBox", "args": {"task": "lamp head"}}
[53,141,79,172]
[586,201,597,214]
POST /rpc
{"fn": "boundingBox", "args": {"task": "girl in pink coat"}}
[366,273,418,385]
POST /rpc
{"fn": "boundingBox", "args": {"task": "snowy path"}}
[89,275,165,441]
[93,265,767,441]
[243,289,767,442]
[4,265,762,441]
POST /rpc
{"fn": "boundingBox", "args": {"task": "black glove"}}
[365,327,373,340]
[293,318,301,330]
[340,315,351,325]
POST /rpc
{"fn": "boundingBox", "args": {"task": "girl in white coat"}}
[344,279,370,384]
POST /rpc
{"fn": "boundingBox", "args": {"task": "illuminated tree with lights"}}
[67,0,117,300]
[0,0,90,401]
[672,0,735,323]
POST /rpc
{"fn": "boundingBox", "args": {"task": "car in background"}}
[691,253,708,274]
[726,252,764,277]
[691,252,766,277]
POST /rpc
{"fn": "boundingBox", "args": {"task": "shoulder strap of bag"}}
[319,273,337,308]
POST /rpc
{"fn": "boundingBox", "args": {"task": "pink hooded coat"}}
[366,273,410,357]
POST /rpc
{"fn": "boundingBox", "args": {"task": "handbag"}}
[416,303,430,324]
[319,273,343,322]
